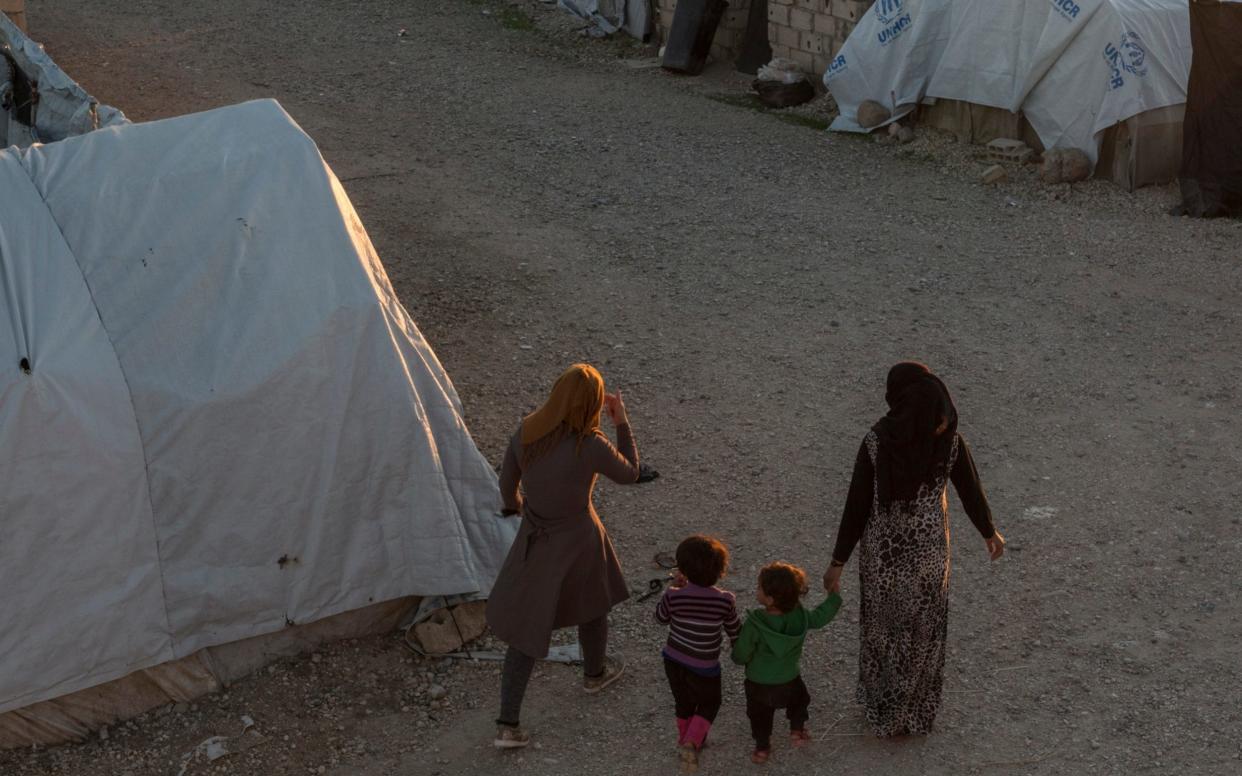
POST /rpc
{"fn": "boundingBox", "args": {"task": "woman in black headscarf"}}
[823,362,1005,737]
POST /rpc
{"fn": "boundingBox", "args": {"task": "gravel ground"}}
[4,1,1241,774]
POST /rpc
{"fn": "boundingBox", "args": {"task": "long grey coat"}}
[485,423,639,658]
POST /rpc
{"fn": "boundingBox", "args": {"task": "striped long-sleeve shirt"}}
[655,583,742,671]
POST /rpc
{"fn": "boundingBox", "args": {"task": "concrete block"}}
[795,0,819,10]
[768,4,790,25]
[814,12,837,35]
[776,24,800,48]
[789,48,815,73]
[769,43,794,60]
[799,31,825,54]
[790,7,814,30]
[845,0,871,21]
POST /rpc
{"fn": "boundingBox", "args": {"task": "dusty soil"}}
[4,0,1241,774]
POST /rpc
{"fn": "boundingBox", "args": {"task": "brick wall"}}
[654,0,754,66]
[655,0,874,76]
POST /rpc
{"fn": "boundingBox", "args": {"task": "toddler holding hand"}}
[731,562,842,764]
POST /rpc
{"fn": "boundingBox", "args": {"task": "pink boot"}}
[684,715,712,750]
[676,717,690,745]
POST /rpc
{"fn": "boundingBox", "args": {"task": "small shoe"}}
[751,748,770,764]
[583,655,625,694]
[790,728,811,747]
[493,725,530,749]
[679,743,700,773]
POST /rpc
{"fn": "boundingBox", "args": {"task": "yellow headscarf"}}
[521,363,605,463]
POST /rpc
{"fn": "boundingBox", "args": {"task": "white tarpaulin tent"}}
[1,13,127,146]
[824,0,1192,184]
[0,99,517,742]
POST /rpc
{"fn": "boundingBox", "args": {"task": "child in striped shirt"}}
[655,535,742,771]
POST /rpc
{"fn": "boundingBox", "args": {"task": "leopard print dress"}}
[855,430,959,736]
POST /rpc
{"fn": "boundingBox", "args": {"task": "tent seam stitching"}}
[17,151,180,661]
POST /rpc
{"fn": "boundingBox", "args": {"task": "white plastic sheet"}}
[0,13,127,146]
[0,100,517,714]
[825,0,1191,165]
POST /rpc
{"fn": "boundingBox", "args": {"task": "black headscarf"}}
[872,362,958,507]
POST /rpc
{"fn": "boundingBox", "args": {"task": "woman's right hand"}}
[822,563,843,594]
[986,531,1006,561]
[604,391,629,427]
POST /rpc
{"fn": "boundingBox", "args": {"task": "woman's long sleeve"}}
[832,440,873,563]
[498,437,523,514]
[950,434,996,539]
[591,423,640,484]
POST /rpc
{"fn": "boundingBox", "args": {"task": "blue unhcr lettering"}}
[877,14,912,46]
[1103,31,1147,91]
[825,54,848,80]
[1051,0,1080,21]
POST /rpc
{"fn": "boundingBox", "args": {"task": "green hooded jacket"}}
[730,592,843,685]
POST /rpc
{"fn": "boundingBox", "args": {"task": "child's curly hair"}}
[675,535,730,587]
[759,562,809,614]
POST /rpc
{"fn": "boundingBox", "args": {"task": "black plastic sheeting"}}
[661,0,728,75]
[1177,0,1242,218]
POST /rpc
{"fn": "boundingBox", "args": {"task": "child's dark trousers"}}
[664,658,722,723]
[745,676,811,750]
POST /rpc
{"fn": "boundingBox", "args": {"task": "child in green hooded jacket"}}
[731,562,842,764]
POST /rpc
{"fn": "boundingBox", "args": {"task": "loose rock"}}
[1040,148,1091,184]
[857,100,891,129]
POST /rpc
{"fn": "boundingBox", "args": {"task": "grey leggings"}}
[496,616,607,727]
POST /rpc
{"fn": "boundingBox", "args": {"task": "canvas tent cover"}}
[1,13,127,147]
[0,99,517,716]
[825,0,1192,166]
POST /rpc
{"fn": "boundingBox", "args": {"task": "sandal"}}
[751,748,770,764]
[790,728,811,747]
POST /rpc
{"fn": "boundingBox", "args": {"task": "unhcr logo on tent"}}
[825,54,849,80]
[1051,0,1080,21]
[1103,31,1148,90]
[875,0,912,47]
[875,0,904,23]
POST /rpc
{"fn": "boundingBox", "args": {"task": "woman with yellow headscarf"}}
[485,363,641,749]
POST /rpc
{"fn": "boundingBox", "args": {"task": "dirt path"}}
[5,0,1241,774]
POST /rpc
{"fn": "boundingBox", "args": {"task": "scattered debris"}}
[636,462,660,483]
[752,58,814,109]
[981,164,1008,185]
[175,717,266,776]
[987,138,1034,164]
[888,122,915,144]
[635,577,668,602]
